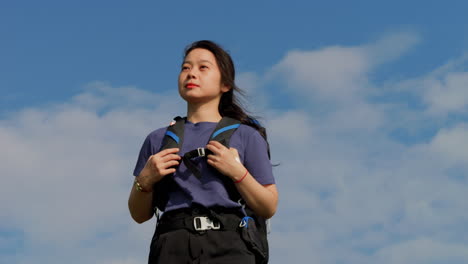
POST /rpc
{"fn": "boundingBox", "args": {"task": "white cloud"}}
[267,132,468,263]
[72,81,178,110]
[261,31,468,264]
[363,31,421,66]
[0,83,182,263]
[374,238,468,264]
[236,72,270,113]
[392,53,468,116]
[267,110,315,154]
[423,72,468,114]
[270,45,369,101]
[423,123,468,166]
[269,31,420,104]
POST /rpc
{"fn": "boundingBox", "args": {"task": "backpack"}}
[152,116,270,263]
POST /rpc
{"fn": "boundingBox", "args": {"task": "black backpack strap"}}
[161,116,185,149]
[219,119,270,262]
[152,116,185,211]
[209,117,241,148]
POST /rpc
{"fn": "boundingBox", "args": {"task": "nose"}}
[186,68,198,79]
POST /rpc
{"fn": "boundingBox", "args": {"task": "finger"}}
[162,160,180,168]
[229,147,239,155]
[206,154,214,161]
[208,141,225,149]
[205,143,221,155]
[152,156,179,169]
[206,158,216,166]
[161,154,182,163]
[157,161,179,177]
[161,168,177,176]
[157,148,180,157]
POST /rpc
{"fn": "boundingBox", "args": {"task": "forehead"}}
[184,48,217,64]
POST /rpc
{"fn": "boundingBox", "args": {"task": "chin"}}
[180,94,203,104]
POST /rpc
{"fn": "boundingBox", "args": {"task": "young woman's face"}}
[178,48,229,104]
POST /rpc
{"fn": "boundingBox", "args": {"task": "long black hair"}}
[183,40,268,140]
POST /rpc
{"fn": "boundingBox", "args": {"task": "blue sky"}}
[1,1,468,263]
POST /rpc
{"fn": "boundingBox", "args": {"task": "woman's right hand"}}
[137,148,181,191]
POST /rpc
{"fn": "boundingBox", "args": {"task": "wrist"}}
[234,169,248,184]
[134,177,152,193]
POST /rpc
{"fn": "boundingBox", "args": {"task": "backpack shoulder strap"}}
[152,116,185,212]
[160,116,185,150]
[209,117,241,148]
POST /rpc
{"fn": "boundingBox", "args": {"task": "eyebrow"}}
[182,59,215,66]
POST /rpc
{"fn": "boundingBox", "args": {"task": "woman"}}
[128,40,278,263]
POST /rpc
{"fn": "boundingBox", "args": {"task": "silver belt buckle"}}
[194,216,221,231]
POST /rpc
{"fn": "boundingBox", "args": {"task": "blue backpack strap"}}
[152,116,185,212]
[209,117,241,148]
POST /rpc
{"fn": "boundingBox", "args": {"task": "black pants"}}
[149,228,256,264]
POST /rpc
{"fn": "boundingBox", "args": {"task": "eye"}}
[181,65,190,71]
[200,65,209,70]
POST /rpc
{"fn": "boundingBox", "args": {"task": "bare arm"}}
[230,175,278,219]
[128,180,154,223]
[128,148,181,223]
[206,141,278,219]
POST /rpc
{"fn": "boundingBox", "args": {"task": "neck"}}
[186,100,222,123]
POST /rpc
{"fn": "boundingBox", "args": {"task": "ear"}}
[221,84,230,93]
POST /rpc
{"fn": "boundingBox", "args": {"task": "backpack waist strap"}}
[157,207,243,235]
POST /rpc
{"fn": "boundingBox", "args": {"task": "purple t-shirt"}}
[133,120,275,212]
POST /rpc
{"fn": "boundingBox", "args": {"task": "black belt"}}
[156,207,243,235]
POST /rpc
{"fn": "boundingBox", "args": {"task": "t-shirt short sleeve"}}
[238,127,275,185]
[133,129,165,177]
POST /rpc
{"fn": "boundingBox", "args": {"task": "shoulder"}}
[232,124,267,147]
[141,126,169,150]
[236,124,264,139]
[146,126,168,141]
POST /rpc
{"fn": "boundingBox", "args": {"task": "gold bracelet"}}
[134,178,150,193]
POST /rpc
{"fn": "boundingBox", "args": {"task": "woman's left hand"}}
[206,141,278,219]
[206,141,245,181]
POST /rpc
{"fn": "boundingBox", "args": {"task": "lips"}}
[185,83,199,89]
